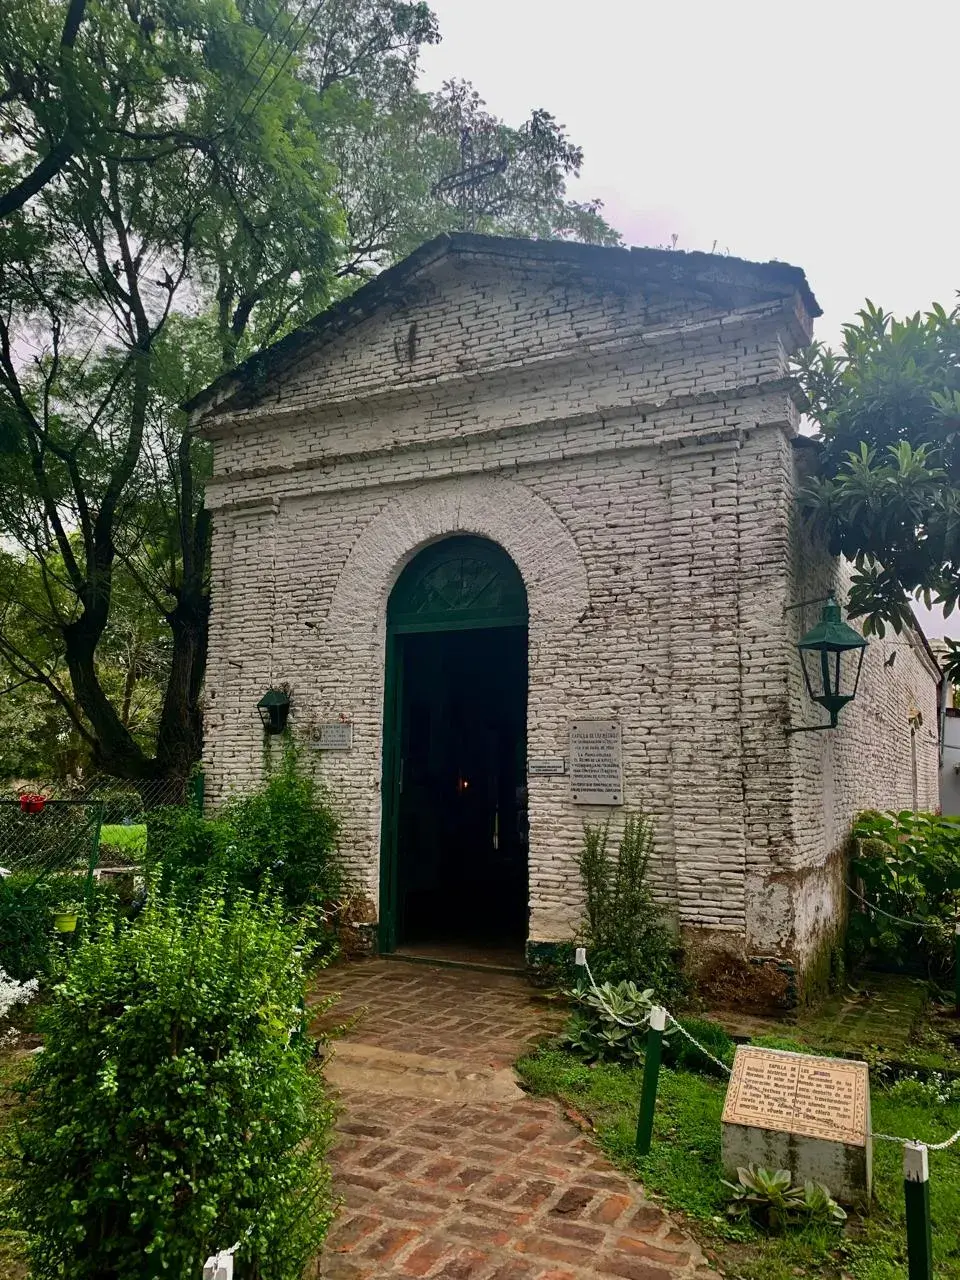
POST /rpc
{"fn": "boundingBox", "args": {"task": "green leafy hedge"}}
[149,747,340,916]
[850,809,960,977]
[7,888,333,1280]
[0,873,134,981]
[576,813,687,1004]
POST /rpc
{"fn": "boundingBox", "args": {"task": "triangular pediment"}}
[187,233,819,424]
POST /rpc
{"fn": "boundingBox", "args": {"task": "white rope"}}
[873,1128,960,1150]
[663,1011,733,1076]
[203,1224,254,1277]
[845,883,950,931]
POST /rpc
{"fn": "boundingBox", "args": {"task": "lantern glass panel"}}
[256,689,290,735]
[795,596,867,728]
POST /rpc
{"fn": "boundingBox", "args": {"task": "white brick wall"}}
[196,241,940,980]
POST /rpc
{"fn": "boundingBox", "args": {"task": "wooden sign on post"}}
[721,1045,872,1205]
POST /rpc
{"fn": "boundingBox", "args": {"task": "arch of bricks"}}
[327,474,590,644]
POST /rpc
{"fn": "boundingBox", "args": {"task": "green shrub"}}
[0,875,53,980]
[85,789,145,825]
[565,979,655,1064]
[661,1015,734,1076]
[565,981,732,1074]
[577,813,686,1003]
[7,887,333,1280]
[150,746,341,915]
[0,873,128,980]
[849,808,960,976]
[723,1164,846,1232]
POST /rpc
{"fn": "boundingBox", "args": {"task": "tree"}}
[0,0,346,784]
[0,551,164,784]
[329,77,620,277]
[0,0,621,787]
[0,0,88,218]
[795,300,960,671]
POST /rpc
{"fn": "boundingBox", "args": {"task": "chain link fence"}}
[0,799,104,896]
[0,773,203,891]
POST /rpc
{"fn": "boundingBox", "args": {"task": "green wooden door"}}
[378,536,529,952]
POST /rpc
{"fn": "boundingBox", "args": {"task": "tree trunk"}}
[62,613,153,781]
[155,585,209,783]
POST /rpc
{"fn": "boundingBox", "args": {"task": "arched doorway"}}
[379,536,529,961]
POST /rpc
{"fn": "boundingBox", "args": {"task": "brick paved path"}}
[310,960,717,1280]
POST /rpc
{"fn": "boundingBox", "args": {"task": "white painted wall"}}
[195,239,941,980]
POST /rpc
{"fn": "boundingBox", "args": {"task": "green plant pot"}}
[52,911,79,933]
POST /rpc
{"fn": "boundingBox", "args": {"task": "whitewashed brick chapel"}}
[187,233,940,993]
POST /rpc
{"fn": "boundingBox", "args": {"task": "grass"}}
[517,1045,960,1280]
[0,1052,30,1278]
[97,823,147,860]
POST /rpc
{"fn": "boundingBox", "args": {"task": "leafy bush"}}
[660,1015,734,1075]
[885,1071,960,1107]
[150,746,341,915]
[0,872,129,980]
[577,813,686,1002]
[849,809,960,976]
[7,887,333,1280]
[565,980,655,1063]
[87,789,145,826]
[565,980,732,1073]
[723,1164,846,1232]
[0,875,56,980]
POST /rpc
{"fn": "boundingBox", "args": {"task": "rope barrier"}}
[845,883,951,931]
[873,1128,960,1150]
[574,947,960,1153]
[203,1224,254,1278]
[663,1011,733,1076]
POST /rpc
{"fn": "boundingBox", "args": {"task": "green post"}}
[954,922,960,1016]
[85,801,104,910]
[904,1142,933,1280]
[191,770,205,814]
[635,1006,666,1156]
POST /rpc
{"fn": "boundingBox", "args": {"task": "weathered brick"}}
[198,236,939,980]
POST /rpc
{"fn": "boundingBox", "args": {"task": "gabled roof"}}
[184,231,821,421]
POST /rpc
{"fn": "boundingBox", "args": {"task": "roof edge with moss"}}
[184,231,821,420]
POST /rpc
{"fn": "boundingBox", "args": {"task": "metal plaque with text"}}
[312,722,354,750]
[528,757,566,777]
[569,720,623,805]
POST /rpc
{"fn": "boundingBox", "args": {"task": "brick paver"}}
[310,960,717,1280]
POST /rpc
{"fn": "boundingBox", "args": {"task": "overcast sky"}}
[417,0,960,637]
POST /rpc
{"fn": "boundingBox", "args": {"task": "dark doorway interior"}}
[394,626,528,953]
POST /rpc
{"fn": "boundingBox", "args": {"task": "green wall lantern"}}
[791,595,867,733]
[257,688,290,735]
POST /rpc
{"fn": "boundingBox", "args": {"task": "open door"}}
[379,536,529,961]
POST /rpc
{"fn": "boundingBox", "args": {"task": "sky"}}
[417,0,960,636]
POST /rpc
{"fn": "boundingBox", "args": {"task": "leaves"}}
[848,808,960,977]
[6,886,335,1279]
[576,813,686,1002]
[723,1164,846,1232]
[0,0,622,785]
[795,301,960,632]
